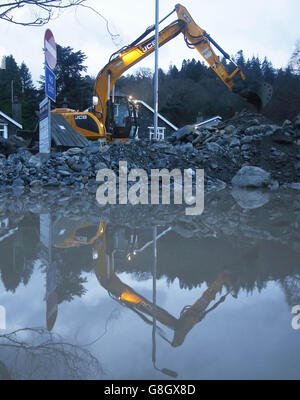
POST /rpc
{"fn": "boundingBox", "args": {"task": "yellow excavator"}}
[52,3,272,141]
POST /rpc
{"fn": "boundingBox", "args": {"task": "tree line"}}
[0,44,299,130]
[118,49,300,125]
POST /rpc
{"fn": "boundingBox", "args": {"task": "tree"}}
[168,64,179,79]
[19,62,39,129]
[0,0,87,26]
[0,328,103,379]
[0,1,120,44]
[39,44,91,110]
[235,50,246,69]
[261,57,275,83]
[0,57,39,129]
[0,55,22,116]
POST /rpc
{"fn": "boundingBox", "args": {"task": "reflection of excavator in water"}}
[52,4,272,141]
[55,222,239,350]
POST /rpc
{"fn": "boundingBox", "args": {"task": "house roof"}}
[0,110,22,129]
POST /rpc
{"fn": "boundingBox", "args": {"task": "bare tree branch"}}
[0,327,104,379]
[78,3,120,43]
[0,1,120,43]
[0,1,87,26]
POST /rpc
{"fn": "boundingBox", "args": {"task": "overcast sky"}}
[0,0,299,85]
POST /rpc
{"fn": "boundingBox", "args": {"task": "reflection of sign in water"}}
[46,262,58,332]
[40,213,52,252]
[39,214,58,331]
[39,98,51,154]
[0,305,6,330]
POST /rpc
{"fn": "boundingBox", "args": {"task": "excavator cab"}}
[106,96,138,139]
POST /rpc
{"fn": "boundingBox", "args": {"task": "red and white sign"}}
[44,29,57,70]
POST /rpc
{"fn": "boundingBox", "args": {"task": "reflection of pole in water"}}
[152,226,157,367]
[40,214,58,331]
[152,226,178,378]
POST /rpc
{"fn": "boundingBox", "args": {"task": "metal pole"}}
[107,72,111,101]
[40,48,51,155]
[153,0,159,141]
[152,226,157,365]
[45,53,52,155]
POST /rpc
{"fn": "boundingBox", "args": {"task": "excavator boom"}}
[94,20,184,130]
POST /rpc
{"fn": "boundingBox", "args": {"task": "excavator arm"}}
[175,5,246,92]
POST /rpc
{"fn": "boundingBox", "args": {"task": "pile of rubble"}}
[168,111,300,186]
[0,110,299,191]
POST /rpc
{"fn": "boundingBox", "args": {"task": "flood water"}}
[0,188,300,380]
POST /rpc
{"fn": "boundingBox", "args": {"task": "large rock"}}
[232,166,271,188]
[231,187,270,209]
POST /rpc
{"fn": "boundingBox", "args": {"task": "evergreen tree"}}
[0,55,22,117]
[261,57,275,83]
[168,64,179,79]
[19,62,39,129]
[236,50,246,69]
[39,44,88,109]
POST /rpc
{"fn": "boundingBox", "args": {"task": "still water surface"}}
[0,189,299,379]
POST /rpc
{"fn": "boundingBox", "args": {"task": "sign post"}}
[39,97,51,154]
[39,29,57,155]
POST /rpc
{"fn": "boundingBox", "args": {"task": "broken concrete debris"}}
[0,111,299,192]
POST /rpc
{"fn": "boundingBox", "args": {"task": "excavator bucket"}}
[244,81,273,112]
